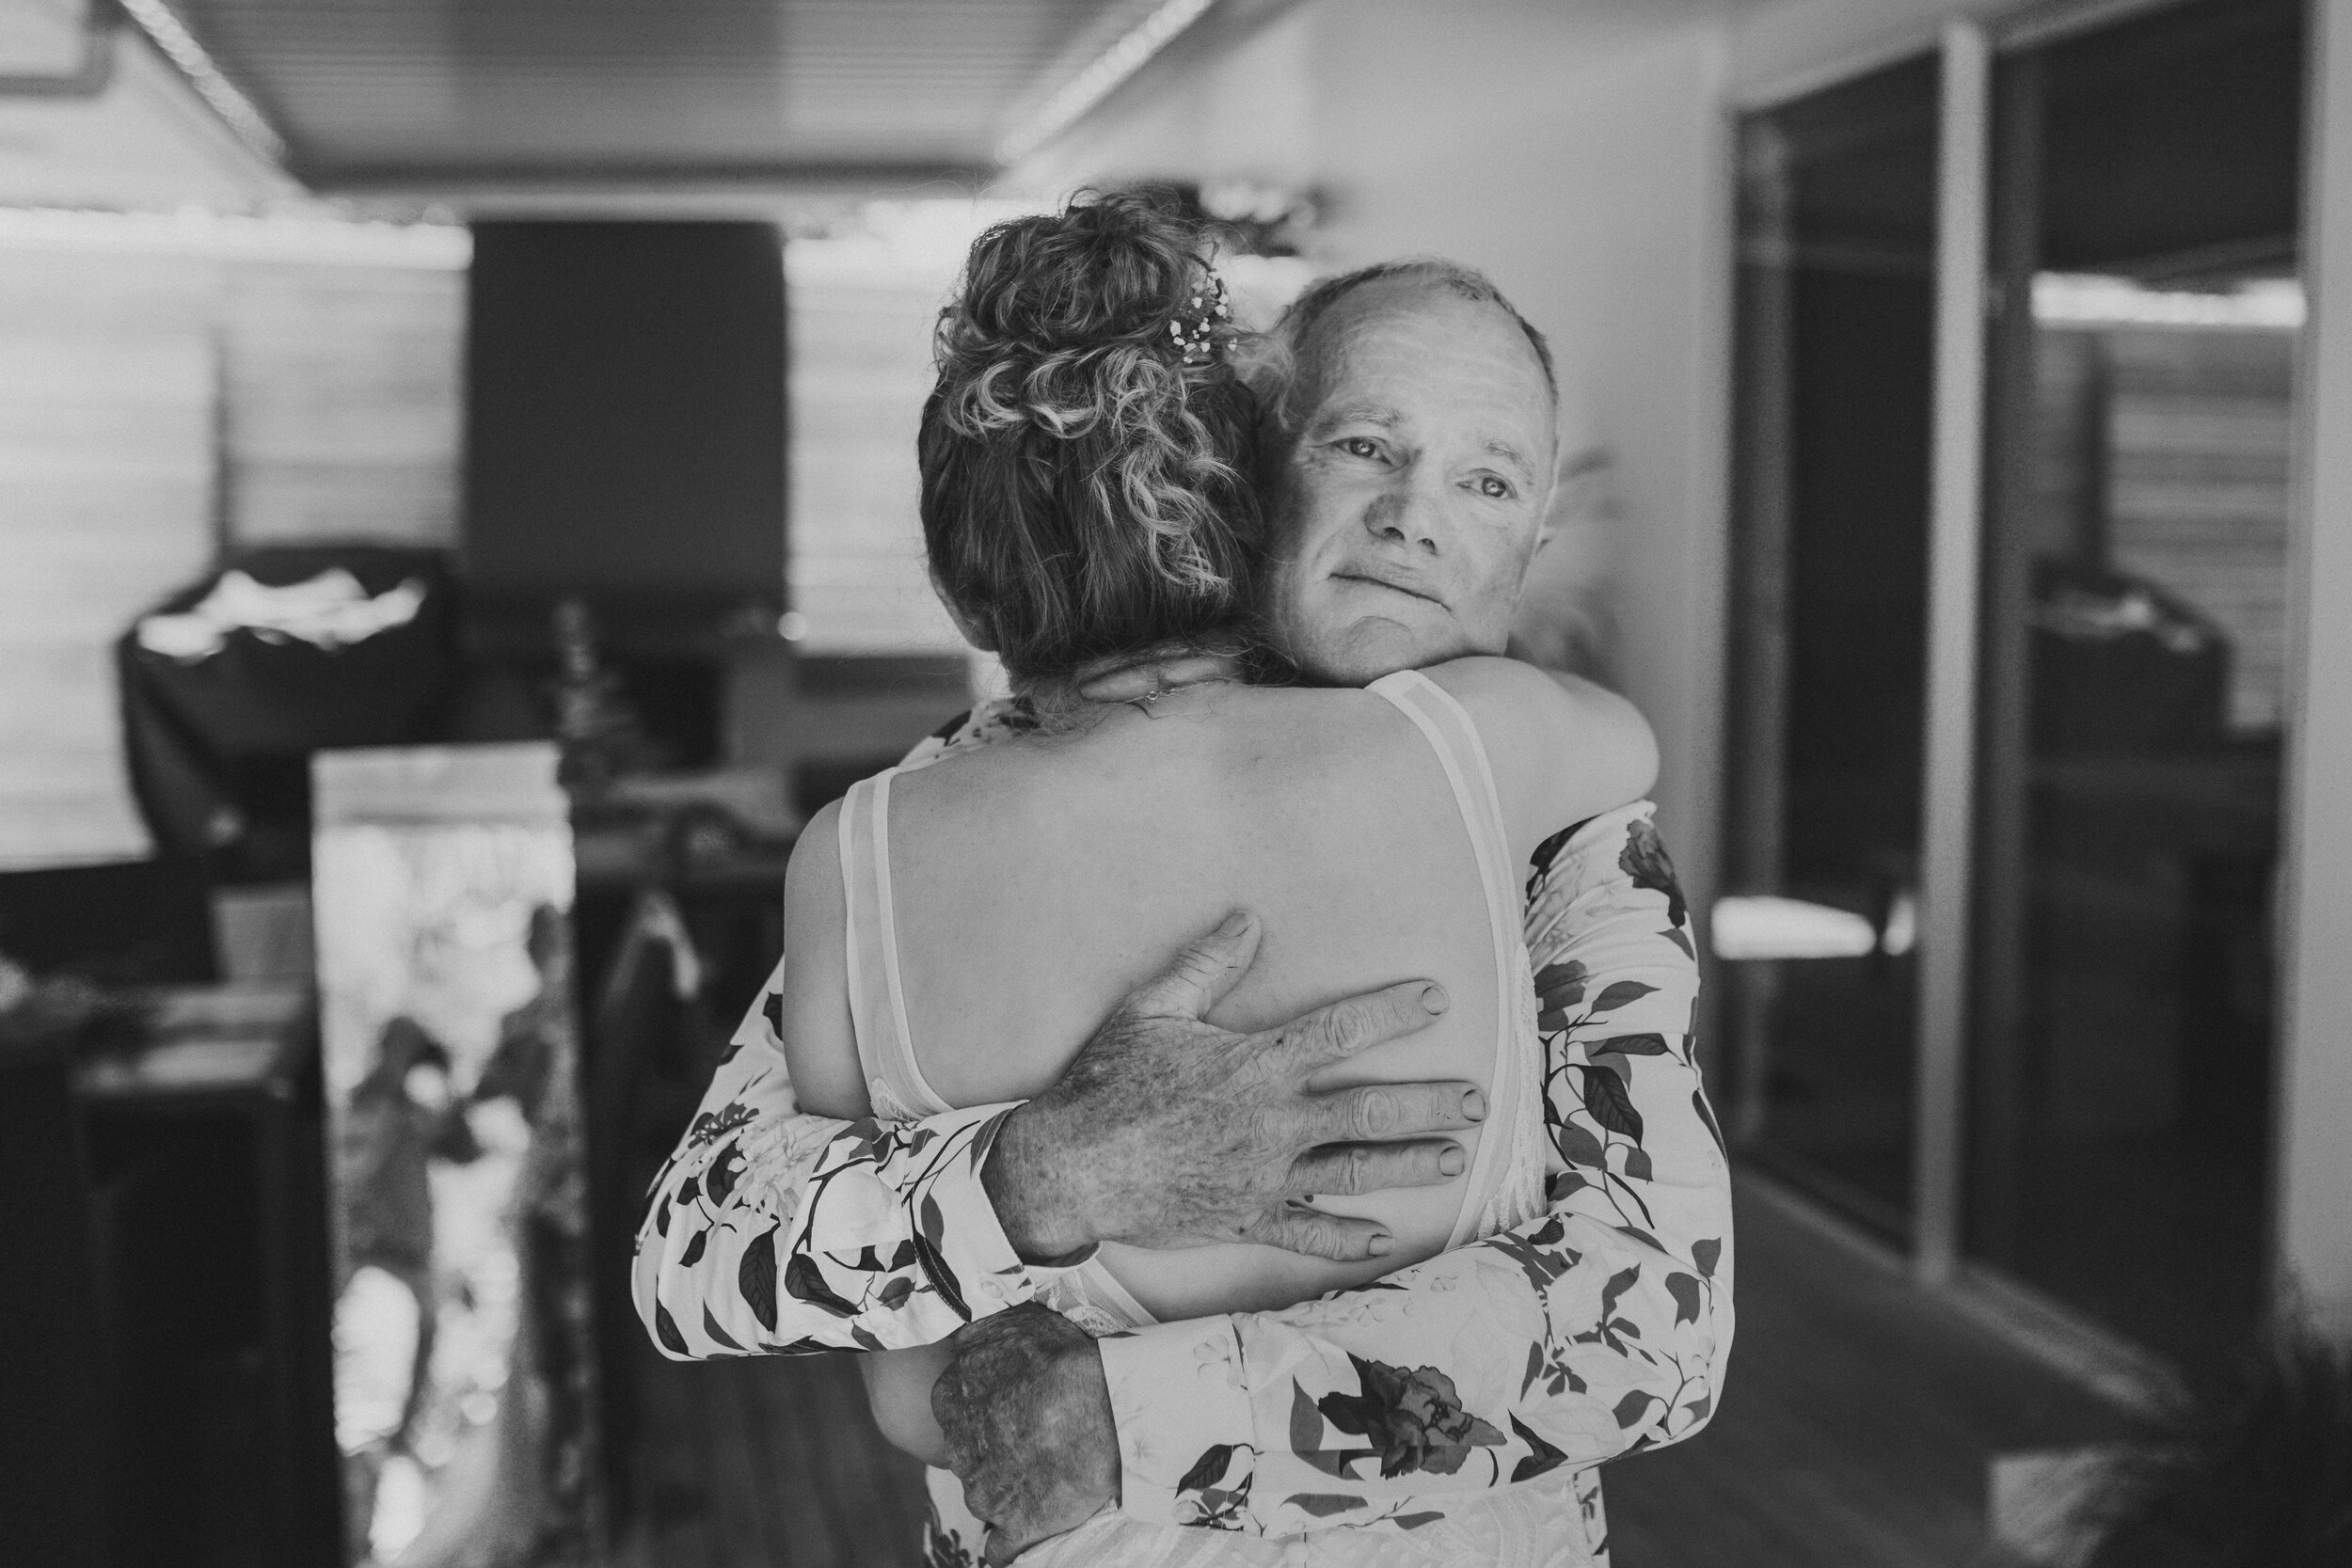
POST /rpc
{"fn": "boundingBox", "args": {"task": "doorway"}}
[1724,0,2306,1373]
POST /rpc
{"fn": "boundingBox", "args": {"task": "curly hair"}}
[920,188,1269,688]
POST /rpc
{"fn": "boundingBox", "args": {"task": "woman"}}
[779,192,1654,1560]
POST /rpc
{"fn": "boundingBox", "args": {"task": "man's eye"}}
[1476,476,1514,499]
[1337,437,1381,459]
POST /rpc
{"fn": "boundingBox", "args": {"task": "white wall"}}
[0,28,294,211]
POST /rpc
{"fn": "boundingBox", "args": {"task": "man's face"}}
[1265,279,1557,686]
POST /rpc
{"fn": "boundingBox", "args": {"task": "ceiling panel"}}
[173,0,1153,185]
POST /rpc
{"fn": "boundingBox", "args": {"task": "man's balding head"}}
[1258,261,1562,686]
[1272,259,1559,432]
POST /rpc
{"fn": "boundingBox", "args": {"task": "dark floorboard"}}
[1603,1178,2139,1568]
[619,1340,930,1567]
[621,1173,2140,1567]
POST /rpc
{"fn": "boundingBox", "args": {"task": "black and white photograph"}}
[1,2,2347,1566]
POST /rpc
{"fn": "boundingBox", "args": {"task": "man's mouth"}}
[1331,570,1445,608]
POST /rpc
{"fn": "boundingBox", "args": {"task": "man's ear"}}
[946,604,998,654]
[1540,444,1612,543]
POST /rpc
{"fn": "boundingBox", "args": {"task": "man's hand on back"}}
[981,911,1486,1264]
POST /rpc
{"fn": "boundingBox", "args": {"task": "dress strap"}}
[1365,670,1546,1247]
[839,770,955,1120]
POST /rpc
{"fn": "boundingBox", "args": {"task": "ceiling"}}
[168,0,1168,194]
[0,3,295,211]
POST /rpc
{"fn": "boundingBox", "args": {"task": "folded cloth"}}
[136,568,426,660]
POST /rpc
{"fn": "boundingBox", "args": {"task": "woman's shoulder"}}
[911,696,1045,768]
[1414,656,1659,835]
[778,793,866,1117]
[783,794,848,941]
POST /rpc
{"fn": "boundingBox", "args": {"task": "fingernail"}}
[1220,911,1252,937]
[1422,985,1448,1015]
[1368,1232,1393,1257]
[1438,1145,1466,1176]
[1464,1090,1486,1121]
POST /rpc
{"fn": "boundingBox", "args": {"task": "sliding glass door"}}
[1723,56,1941,1239]
[1968,0,2303,1371]
[1725,0,2304,1370]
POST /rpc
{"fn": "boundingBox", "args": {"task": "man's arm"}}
[633,917,1483,1361]
[1093,801,1731,1536]
[630,964,1041,1356]
[635,925,1483,1360]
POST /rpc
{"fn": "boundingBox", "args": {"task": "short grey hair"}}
[1265,259,1559,433]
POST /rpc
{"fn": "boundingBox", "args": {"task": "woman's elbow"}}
[1559,677,1660,808]
[863,1343,956,1466]
[1614,703,1661,802]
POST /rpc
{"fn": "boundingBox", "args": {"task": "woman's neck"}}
[1012,641,1255,719]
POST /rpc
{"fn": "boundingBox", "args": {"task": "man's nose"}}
[1363,478,1443,554]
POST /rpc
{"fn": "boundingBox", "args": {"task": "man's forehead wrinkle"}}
[1291,287,1557,476]
[1484,439,1536,477]
[1307,402,1402,436]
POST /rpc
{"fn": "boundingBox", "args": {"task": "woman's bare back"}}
[787,657,1647,1303]
[889,680,1505,1316]
[781,659,1654,1461]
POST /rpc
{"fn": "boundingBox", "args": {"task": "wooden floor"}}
[619,1173,2140,1567]
[615,1337,931,1567]
[1604,1179,2140,1568]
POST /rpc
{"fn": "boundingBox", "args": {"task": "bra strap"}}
[839,771,954,1118]
[1365,670,1540,1248]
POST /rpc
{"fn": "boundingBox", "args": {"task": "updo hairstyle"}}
[920,188,1267,689]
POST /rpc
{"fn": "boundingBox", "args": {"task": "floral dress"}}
[632,698,1731,1565]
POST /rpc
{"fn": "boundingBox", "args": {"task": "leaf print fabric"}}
[633,1084,1034,1355]
[1616,816,1688,932]
[1311,1356,1507,1478]
[632,700,1732,1565]
[1172,1443,1254,1529]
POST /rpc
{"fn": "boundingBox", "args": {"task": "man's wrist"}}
[1098,1317,1250,1526]
[982,1101,1098,1265]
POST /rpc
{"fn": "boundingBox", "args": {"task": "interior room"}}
[4,2,2350,1566]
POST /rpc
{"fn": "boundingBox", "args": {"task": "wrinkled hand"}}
[933,1304,1117,1564]
[982,911,1484,1263]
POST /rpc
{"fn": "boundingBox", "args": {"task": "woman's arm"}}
[1418,657,1660,854]
[862,1340,955,1465]
[776,801,868,1120]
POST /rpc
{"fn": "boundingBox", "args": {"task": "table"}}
[76,984,340,1567]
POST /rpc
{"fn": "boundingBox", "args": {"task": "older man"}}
[635,260,1731,1565]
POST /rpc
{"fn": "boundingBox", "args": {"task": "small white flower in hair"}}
[1170,271,1232,367]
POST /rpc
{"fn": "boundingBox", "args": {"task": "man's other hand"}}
[981,911,1485,1263]
[932,1304,1117,1564]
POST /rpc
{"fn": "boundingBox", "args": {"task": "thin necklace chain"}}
[1125,670,1231,718]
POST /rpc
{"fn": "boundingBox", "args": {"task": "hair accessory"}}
[1166,270,1233,367]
